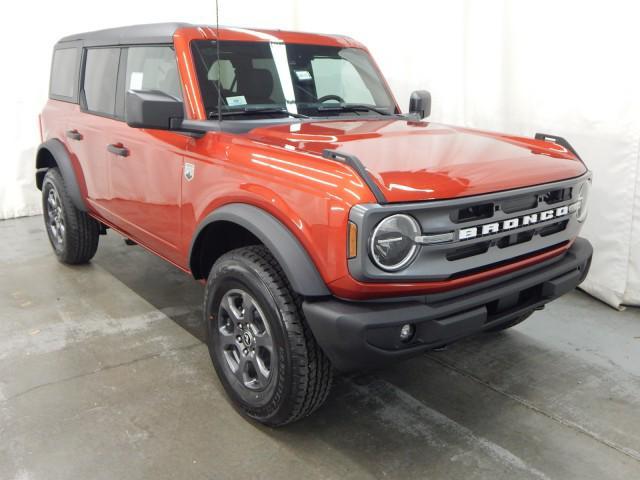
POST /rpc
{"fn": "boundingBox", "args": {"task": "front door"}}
[103,45,188,264]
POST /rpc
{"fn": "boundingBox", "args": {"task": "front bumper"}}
[303,237,592,371]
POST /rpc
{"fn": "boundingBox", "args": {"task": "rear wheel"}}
[485,311,534,333]
[204,245,332,426]
[42,168,100,264]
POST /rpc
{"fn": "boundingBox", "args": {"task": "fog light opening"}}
[400,323,415,343]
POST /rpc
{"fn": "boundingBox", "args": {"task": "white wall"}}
[2,0,638,307]
[0,0,298,220]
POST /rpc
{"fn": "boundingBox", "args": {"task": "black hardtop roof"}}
[56,22,193,47]
[55,22,356,49]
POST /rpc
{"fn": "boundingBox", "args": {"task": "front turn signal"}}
[348,222,358,259]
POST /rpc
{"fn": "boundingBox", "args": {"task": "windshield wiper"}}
[315,103,391,116]
[209,107,308,119]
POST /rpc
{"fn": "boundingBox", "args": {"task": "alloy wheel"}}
[46,186,65,246]
[217,289,274,390]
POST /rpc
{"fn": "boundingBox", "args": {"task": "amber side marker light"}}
[348,222,358,259]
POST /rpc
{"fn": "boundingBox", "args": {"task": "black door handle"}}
[66,129,83,141]
[107,143,130,157]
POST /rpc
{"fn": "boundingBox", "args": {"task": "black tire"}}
[42,168,100,264]
[204,245,333,426]
[485,311,534,333]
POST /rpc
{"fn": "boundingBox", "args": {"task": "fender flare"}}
[36,139,87,212]
[189,204,330,297]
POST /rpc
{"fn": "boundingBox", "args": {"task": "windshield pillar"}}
[270,42,298,115]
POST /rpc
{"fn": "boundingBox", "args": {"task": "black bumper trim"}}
[303,238,593,371]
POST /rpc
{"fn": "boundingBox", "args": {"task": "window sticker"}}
[294,70,313,81]
[129,72,144,90]
[226,95,247,106]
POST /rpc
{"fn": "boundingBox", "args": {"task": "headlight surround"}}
[369,214,420,271]
[577,179,591,222]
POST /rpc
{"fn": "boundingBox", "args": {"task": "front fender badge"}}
[184,163,195,182]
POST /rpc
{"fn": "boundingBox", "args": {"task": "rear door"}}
[103,45,187,264]
[66,47,121,216]
[46,45,81,149]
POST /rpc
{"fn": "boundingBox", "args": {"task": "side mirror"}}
[125,90,184,130]
[409,90,431,119]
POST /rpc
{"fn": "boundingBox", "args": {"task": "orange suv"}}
[37,23,592,426]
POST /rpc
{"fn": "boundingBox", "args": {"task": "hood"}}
[247,119,587,203]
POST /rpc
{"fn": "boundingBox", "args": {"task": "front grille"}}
[443,186,574,266]
[348,173,589,283]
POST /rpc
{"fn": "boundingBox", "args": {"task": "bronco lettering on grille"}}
[458,205,570,241]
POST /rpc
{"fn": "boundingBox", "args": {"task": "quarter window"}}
[50,48,79,99]
[83,48,120,116]
[125,46,182,100]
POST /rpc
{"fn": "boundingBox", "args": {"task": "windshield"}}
[191,40,396,119]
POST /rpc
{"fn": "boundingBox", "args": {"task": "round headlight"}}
[577,179,591,222]
[370,214,420,271]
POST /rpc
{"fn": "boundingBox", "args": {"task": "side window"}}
[83,48,120,116]
[50,48,79,100]
[126,46,182,100]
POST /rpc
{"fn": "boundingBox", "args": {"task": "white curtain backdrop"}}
[1,0,638,308]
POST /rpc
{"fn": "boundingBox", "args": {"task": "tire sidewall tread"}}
[42,168,99,264]
[204,245,332,426]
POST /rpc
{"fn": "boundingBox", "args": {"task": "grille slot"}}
[446,241,490,261]
[497,230,535,249]
[543,188,571,205]
[539,220,569,237]
[501,194,537,214]
[451,203,493,224]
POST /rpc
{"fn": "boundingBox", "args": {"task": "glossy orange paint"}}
[40,26,585,300]
[248,119,587,203]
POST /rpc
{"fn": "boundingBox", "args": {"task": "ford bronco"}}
[37,23,592,426]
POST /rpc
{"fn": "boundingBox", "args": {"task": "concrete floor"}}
[1,216,639,480]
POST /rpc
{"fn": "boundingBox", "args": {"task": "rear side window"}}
[125,46,182,101]
[50,48,79,100]
[83,48,120,116]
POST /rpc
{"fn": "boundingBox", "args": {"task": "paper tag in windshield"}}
[226,95,247,106]
[129,72,143,90]
[294,70,312,81]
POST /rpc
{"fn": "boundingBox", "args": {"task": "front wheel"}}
[204,246,333,426]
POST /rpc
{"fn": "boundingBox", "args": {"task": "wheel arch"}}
[189,204,330,297]
[36,139,87,212]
